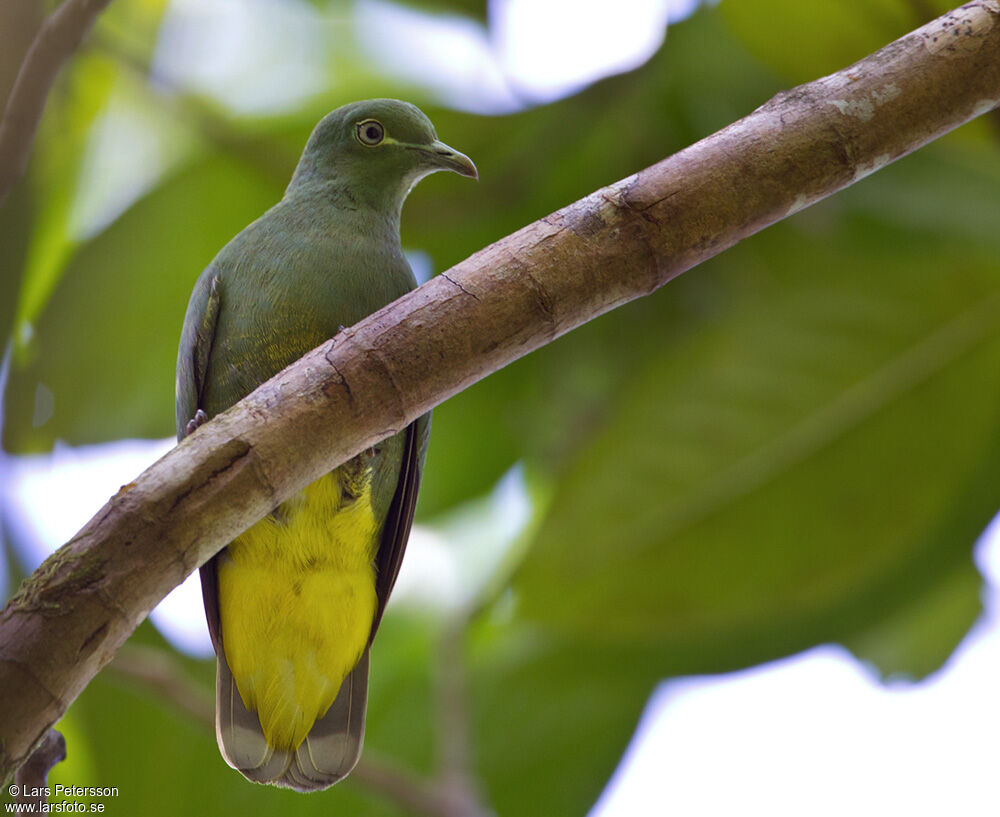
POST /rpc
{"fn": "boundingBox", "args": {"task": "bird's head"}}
[289,99,477,208]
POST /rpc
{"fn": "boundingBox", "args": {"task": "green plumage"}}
[175,99,475,790]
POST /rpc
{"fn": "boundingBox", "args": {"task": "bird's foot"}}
[185,409,209,437]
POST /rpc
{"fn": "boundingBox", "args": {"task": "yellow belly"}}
[217,469,379,751]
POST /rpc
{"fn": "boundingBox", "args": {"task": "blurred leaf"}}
[470,624,662,817]
[418,377,522,517]
[720,0,922,83]
[13,52,118,343]
[98,0,173,46]
[838,138,1000,244]
[470,159,1000,803]
[366,0,488,23]
[0,1,42,345]
[365,612,438,776]
[10,0,175,347]
[0,181,33,351]
[48,712,97,794]
[305,0,488,18]
[0,50,117,357]
[514,212,1000,670]
[843,555,983,680]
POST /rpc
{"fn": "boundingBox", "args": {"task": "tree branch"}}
[0,0,113,206]
[434,617,491,817]
[1,0,999,784]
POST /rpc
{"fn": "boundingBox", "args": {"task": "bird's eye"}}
[356,120,385,146]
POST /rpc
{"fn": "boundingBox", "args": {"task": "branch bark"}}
[0,0,113,206]
[1,0,999,784]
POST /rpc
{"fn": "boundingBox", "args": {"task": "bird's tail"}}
[214,649,369,791]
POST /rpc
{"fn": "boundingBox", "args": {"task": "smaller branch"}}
[435,616,491,817]
[13,729,66,807]
[0,0,113,206]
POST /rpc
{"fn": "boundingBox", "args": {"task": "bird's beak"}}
[422,140,478,179]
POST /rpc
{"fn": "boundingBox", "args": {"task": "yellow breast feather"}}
[217,466,379,751]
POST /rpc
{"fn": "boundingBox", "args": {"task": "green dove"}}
[175,99,476,791]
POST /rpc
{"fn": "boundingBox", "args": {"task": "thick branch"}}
[0,0,113,206]
[1,0,998,783]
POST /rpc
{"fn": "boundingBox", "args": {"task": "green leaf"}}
[514,212,1000,677]
[0,1,42,346]
[0,180,34,351]
[6,52,118,348]
[843,555,983,680]
[720,0,918,83]
[10,0,176,347]
[305,0,487,19]
[365,612,438,776]
[470,624,663,817]
[418,377,522,517]
[98,0,173,48]
[395,0,487,22]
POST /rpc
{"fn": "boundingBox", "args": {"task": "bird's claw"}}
[185,409,209,437]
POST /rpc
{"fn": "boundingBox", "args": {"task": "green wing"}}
[175,273,221,441]
[175,271,224,651]
[372,412,431,637]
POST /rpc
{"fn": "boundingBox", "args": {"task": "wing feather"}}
[175,272,224,651]
[371,413,430,637]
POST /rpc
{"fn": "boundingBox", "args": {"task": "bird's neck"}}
[283,179,405,240]
[286,160,413,223]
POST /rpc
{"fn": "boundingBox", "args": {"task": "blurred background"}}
[2,0,1000,814]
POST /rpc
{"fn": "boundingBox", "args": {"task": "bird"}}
[174,99,477,791]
